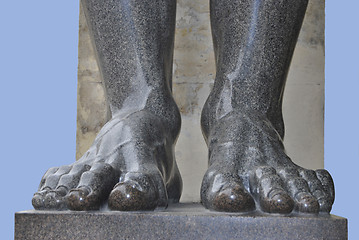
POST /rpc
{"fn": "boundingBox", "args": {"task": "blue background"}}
[1,0,358,239]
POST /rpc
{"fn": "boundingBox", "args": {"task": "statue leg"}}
[32,0,182,211]
[201,0,334,213]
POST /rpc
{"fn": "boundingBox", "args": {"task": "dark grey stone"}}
[32,0,336,215]
[200,0,335,213]
[32,0,183,211]
[15,203,347,240]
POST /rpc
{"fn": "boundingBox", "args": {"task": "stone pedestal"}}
[15,203,347,240]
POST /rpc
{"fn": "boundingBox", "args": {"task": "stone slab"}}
[15,203,347,240]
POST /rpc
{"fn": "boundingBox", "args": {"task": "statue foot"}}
[201,111,334,214]
[32,110,182,211]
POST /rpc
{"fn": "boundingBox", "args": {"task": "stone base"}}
[15,203,347,240]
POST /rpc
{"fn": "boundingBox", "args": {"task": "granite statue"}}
[32,0,334,213]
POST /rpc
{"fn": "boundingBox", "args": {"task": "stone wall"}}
[76,0,325,202]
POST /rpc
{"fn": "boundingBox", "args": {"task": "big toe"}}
[108,181,158,211]
[108,173,162,211]
[201,169,255,212]
[211,186,255,212]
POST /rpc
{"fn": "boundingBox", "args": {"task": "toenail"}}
[108,182,158,211]
[295,192,319,213]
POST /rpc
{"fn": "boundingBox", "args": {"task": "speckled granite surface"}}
[15,203,347,240]
[76,1,326,204]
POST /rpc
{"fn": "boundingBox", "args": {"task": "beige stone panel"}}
[284,44,325,170]
[297,0,325,47]
[76,0,325,202]
[173,82,211,202]
[174,0,215,84]
[76,5,109,160]
[283,0,325,170]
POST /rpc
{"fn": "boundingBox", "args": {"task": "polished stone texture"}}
[200,0,334,213]
[32,0,183,211]
[76,0,326,203]
[16,203,347,240]
[33,0,334,215]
